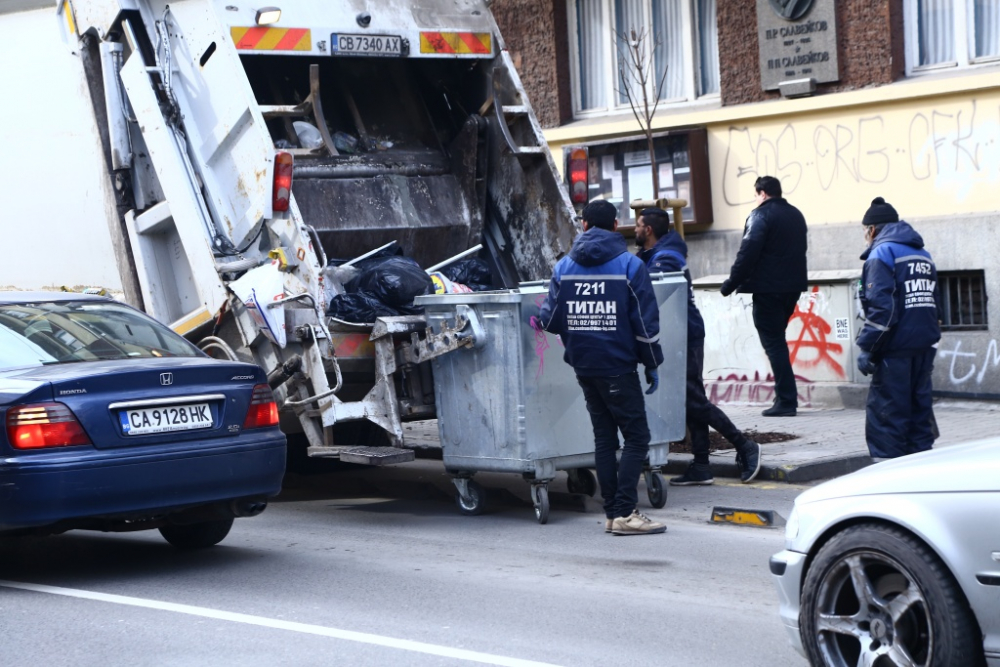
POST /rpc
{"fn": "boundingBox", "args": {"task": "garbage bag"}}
[327,292,399,324]
[429,272,473,294]
[338,246,404,294]
[440,258,493,292]
[333,131,359,154]
[355,256,434,308]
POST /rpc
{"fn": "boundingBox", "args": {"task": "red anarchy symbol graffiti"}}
[787,286,845,378]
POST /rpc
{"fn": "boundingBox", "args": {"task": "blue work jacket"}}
[858,221,941,357]
[638,232,705,344]
[538,227,663,377]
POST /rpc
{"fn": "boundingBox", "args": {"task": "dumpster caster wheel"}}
[566,468,597,497]
[455,479,486,516]
[646,471,667,509]
[531,485,550,524]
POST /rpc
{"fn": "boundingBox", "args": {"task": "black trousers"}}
[686,342,747,464]
[752,292,801,408]
[866,349,936,458]
[577,372,650,519]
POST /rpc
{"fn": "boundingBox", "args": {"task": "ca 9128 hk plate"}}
[109,393,223,436]
[119,403,212,436]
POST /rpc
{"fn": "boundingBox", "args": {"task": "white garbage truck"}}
[42,0,579,467]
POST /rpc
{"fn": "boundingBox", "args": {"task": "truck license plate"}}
[119,403,213,436]
[331,33,402,56]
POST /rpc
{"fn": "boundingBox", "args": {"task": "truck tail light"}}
[568,147,589,205]
[6,403,92,449]
[243,384,279,429]
[272,151,293,213]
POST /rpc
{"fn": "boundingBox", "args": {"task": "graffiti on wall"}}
[788,286,846,378]
[720,99,1000,207]
[708,371,816,406]
[936,338,1000,388]
[700,285,855,406]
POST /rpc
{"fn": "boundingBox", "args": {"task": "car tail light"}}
[6,403,92,449]
[272,151,293,213]
[243,384,279,429]
[568,147,589,205]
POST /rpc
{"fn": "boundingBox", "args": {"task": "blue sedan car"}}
[0,292,286,548]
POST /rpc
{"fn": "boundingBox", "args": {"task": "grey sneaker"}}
[611,510,666,536]
[605,518,614,533]
[669,464,714,486]
[738,440,762,484]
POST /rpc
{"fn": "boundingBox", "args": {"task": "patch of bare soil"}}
[670,429,798,454]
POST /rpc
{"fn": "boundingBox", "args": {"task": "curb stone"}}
[664,453,874,484]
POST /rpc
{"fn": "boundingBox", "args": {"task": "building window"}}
[939,270,989,331]
[569,0,720,116]
[906,0,1000,73]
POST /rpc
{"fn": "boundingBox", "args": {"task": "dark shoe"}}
[762,404,796,417]
[669,464,714,486]
[738,440,762,484]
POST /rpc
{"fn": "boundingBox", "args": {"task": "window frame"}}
[938,270,989,332]
[566,0,719,119]
[904,0,1000,76]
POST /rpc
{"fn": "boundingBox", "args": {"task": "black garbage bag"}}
[440,258,493,292]
[338,246,405,294]
[355,256,434,308]
[327,292,400,324]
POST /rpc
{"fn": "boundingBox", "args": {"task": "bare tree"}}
[615,26,669,197]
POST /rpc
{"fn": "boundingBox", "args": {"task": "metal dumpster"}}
[416,274,687,523]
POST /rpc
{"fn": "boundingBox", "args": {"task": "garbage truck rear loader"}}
[62,0,578,463]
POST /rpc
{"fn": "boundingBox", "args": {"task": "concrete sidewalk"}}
[667,399,1000,483]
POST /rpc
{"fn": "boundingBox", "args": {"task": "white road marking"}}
[0,580,563,667]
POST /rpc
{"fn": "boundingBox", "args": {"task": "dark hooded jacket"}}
[858,220,941,357]
[638,232,705,343]
[538,227,663,376]
[723,197,808,295]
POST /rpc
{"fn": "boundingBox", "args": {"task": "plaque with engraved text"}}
[757,0,839,91]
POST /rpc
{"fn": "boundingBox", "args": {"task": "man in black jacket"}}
[720,176,808,417]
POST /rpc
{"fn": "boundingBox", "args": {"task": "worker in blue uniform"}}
[535,200,665,536]
[636,208,761,485]
[857,197,941,460]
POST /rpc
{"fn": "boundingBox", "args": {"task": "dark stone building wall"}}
[718,0,905,106]
[491,0,572,128]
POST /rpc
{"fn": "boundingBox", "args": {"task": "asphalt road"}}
[0,461,811,666]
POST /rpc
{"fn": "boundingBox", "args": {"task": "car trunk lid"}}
[10,357,265,449]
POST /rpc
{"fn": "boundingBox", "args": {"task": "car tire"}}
[159,518,234,549]
[800,523,984,667]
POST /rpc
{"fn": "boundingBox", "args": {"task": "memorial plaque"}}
[757,0,839,91]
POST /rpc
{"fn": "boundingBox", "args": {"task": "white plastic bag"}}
[292,121,324,149]
[228,261,287,347]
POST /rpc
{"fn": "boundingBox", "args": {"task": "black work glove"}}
[644,367,659,395]
[857,350,877,376]
[720,280,734,297]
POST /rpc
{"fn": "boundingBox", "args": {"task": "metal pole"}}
[425,244,484,273]
[342,241,398,267]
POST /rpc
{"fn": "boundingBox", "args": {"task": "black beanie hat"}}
[862,197,899,226]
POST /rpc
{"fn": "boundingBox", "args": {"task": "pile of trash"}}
[275,121,394,155]
[325,243,493,324]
